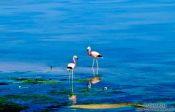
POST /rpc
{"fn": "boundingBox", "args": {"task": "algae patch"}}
[75,79,89,83]
[0,97,28,111]
[10,77,62,84]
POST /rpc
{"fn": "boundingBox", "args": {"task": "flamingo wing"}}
[67,63,75,69]
[91,51,102,58]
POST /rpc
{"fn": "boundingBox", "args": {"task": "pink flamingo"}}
[67,55,78,104]
[87,46,102,75]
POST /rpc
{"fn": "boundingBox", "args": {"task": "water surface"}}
[0,0,175,112]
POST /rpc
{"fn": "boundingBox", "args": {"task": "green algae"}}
[10,77,62,84]
[0,103,27,112]
[0,97,28,112]
[75,79,89,83]
[22,79,61,84]
[0,97,8,102]
[80,88,91,92]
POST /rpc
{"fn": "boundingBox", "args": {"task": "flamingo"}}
[67,55,78,104]
[87,46,102,75]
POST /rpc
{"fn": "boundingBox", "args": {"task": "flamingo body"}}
[67,63,76,69]
[67,55,78,70]
[90,51,102,58]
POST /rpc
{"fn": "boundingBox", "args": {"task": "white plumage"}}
[67,63,76,69]
[67,55,78,70]
[91,51,101,58]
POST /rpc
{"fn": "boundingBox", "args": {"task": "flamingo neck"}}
[73,58,76,66]
[88,51,91,56]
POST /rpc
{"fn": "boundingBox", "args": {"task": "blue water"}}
[0,0,175,112]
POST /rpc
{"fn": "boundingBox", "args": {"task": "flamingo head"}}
[73,55,78,60]
[87,46,91,51]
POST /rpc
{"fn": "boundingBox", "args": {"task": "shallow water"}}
[0,0,175,112]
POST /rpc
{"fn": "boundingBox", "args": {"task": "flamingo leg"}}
[67,70,72,92]
[68,70,71,89]
[71,70,74,93]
